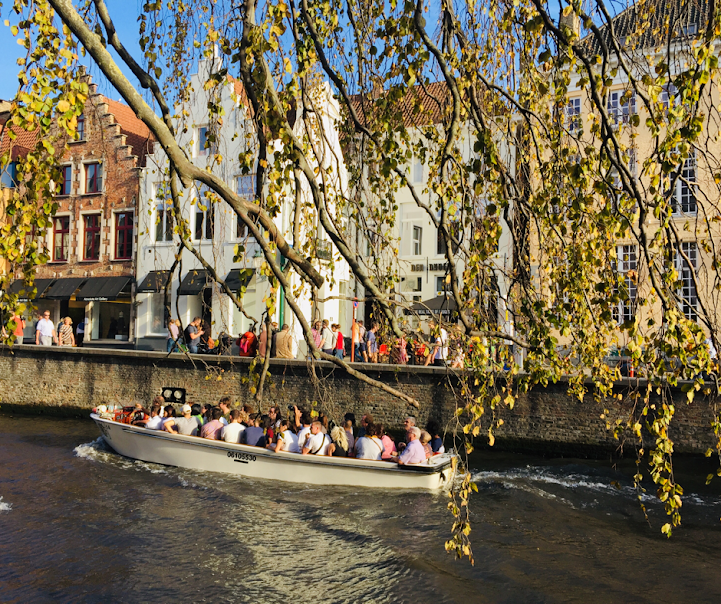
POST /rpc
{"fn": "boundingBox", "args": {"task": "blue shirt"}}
[367,330,377,354]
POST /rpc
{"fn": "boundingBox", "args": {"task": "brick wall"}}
[0,345,717,456]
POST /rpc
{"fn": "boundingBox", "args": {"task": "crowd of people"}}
[98,397,445,465]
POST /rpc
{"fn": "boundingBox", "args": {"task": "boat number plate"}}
[227,451,256,463]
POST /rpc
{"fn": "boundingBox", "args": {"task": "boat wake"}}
[0,496,11,512]
[471,466,718,508]
[74,437,170,476]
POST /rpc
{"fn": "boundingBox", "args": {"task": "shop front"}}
[75,276,134,347]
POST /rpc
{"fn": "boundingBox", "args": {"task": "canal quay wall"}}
[0,345,717,457]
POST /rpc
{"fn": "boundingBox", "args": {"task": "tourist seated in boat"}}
[130,403,149,427]
[221,409,245,443]
[343,416,356,454]
[419,430,433,459]
[144,405,163,430]
[164,404,199,436]
[396,427,426,465]
[200,407,224,440]
[268,405,282,430]
[201,403,213,425]
[191,404,204,428]
[354,422,384,460]
[268,419,301,453]
[161,405,177,432]
[376,423,397,460]
[296,411,312,450]
[326,426,349,457]
[241,414,266,447]
[397,416,416,452]
[301,420,331,455]
[358,413,373,438]
[426,419,445,453]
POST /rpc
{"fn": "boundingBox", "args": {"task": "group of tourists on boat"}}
[94,397,445,465]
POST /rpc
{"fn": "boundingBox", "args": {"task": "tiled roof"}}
[100,96,155,166]
[581,0,709,55]
[350,81,451,130]
[0,113,40,161]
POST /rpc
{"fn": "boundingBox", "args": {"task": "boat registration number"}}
[227,451,256,463]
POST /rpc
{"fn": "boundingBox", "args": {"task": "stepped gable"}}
[99,96,154,167]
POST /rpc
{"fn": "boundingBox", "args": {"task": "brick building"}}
[3,76,153,346]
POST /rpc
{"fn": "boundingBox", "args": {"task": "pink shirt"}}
[399,439,426,464]
[381,435,396,460]
[200,419,223,440]
[258,329,267,357]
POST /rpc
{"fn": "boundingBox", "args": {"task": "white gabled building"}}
[134,59,352,353]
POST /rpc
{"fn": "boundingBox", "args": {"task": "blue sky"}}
[0,2,144,101]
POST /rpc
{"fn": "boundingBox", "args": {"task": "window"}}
[669,150,697,215]
[194,188,215,241]
[77,114,85,140]
[565,97,581,132]
[437,223,460,255]
[402,277,422,292]
[85,162,102,194]
[115,212,133,259]
[197,126,216,156]
[60,165,72,196]
[661,83,678,113]
[155,205,173,242]
[607,90,636,125]
[436,276,452,295]
[1,161,17,188]
[236,215,248,239]
[616,245,637,323]
[149,293,168,334]
[677,242,698,320]
[412,158,423,183]
[84,214,101,260]
[412,226,422,256]
[53,216,70,262]
[681,22,698,36]
[237,174,255,199]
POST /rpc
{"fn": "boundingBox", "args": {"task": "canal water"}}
[0,414,719,603]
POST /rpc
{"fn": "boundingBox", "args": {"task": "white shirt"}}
[354,436,384,460]
[277,430,300,453]
[145,415,163,430]
[36,318,55,337]
[304,432,330,455]
[296,426,311,450]
[220,417,229,426]
[435,328,449,360]
[321,327,334,349]
[221,422,245,444]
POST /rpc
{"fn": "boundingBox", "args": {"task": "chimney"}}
[559,10,580,39]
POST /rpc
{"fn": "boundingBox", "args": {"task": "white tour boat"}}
[91,414,456,490]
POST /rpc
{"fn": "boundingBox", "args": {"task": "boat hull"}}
[91,415,455,490]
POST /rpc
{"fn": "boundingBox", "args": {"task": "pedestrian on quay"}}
[76,318,86,347]
[8,313,25,345]
[184,317,204,354]
[321,319,334,356]
[35,310,57,346]
[275,324,294,359]
[332,323,345,359]
[167,318,180,353]
[58,317,75,347]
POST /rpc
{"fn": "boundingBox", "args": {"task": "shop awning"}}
[136,270,170,293]
[43,278,87,301]
[223,268,254,294]
[76,276,133,301]
[178,269,210,295]
[405,294,458,316]
[8,278,55,301]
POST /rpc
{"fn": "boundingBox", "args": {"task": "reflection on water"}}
[1,414,720,603]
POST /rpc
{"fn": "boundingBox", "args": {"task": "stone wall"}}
[0,345,717,457]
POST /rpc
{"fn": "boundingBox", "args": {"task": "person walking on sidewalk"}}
[35,311,57,346]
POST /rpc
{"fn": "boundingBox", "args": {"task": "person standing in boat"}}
[301,421,331,455]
